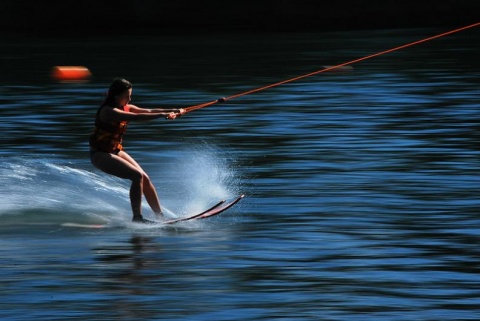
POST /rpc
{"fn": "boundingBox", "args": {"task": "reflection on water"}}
[1,28,480,320]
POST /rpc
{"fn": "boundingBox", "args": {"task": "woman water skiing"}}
[89,78,185,223]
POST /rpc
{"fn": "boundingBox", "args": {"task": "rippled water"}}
[1,28,480,320]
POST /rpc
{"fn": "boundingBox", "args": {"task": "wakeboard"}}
[61,194,244,228]
[164,194,244,225]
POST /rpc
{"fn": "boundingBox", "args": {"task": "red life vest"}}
[89,105,130,153]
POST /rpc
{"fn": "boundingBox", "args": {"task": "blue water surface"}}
[1,27,480,320]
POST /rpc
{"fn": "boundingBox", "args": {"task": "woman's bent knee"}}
[130,170,144,183]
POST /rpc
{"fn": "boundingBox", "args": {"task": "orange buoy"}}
[51,66,91,81]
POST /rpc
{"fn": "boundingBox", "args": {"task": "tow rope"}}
[184,22,480,114]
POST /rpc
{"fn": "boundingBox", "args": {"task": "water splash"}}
[0,157,128,226]
[151,142,242,217]
[0,147,241,227]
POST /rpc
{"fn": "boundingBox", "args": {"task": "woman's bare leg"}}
[117,151,164,219]
[91,151,145,220]
[142,178,163,216]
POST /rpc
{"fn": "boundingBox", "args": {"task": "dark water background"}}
[1,27,480,320]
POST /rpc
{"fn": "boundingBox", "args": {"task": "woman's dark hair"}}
[102,78,132,107]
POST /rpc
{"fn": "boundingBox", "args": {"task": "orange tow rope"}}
[184,22,480,114]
